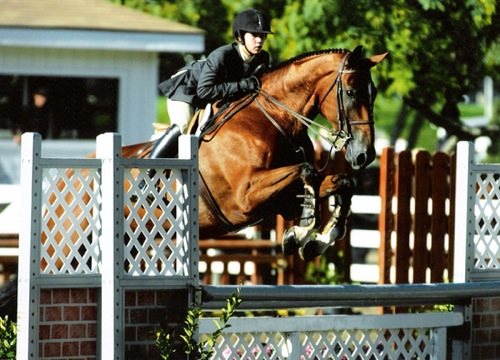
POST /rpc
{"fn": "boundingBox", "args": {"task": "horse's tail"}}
[0,275,17,321]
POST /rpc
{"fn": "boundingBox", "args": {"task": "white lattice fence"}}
[35,153,196,278]
[454,141,500,359]
[200,313,461,359]
[454,141,500,282]
[17,132,200,360]
[472,173,500,271]
[40,166,102,275]
[17,135,500,360]
[123,166,193,276]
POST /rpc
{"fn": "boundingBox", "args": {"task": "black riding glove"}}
[238,76,260,93]
[252,63,268,78]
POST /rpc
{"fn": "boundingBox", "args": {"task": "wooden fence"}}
[378,147,456,285]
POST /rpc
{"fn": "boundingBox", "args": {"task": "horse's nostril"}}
[356,153,367,167]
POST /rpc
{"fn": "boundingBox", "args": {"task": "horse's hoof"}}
[282,228,299,255]
[298,238,321,261]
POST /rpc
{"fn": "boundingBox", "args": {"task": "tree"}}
[265,0,498,151]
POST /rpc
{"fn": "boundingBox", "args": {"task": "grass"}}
[156,96,169,124]
[374,96,487,151]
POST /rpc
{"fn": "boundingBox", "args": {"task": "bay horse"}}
[0,46,388,321]
[123,45,388,261]
[0,46,389,321]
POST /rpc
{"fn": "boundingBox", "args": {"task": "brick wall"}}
[472,296,500,359]
[39,288,98,360]
[124,289,189,360]
[36,288,189,359]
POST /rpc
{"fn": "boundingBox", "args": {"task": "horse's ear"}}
[346,45,364,69]
[351,45,364,58]
[368,51,390,67]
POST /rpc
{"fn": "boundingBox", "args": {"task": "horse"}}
[0,46,388,319]
[124,45,388,261]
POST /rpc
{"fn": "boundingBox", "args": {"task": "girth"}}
[198,171,237,233]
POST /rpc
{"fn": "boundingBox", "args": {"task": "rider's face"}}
[243,32,267,55]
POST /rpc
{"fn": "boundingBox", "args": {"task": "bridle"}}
[254,52,374,153]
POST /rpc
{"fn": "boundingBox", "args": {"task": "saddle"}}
[149,104,213,159]
[188,103,213,136]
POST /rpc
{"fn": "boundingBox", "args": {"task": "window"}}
[0,75,118,139]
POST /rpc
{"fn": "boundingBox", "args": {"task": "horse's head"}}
[318,46,389,170]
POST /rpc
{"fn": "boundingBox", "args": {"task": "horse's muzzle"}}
[345,141,375,170]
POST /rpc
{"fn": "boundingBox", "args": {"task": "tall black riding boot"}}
[149,124,182,160]
[137,124,182,196]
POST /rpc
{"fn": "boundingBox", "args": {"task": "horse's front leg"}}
[294,174,354,261]
[240,162,315,213]
[239,162,321,245]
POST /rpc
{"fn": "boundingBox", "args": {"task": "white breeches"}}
[166,98,194,133]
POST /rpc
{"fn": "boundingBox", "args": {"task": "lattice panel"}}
[474,172,500,270]
[40,168,102,275]
[206,328,436,359]
[123,167,191,276]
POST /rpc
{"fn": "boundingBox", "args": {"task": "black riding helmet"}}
[233,9,273,40]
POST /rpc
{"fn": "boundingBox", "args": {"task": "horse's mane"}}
[269,48,350,72]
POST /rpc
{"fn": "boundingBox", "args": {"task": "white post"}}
[178,135,200,289]
[432,327,447,360]
[453,141,475,283]
[16,133,43,359]
[484,76,493,123]
[453,141,475,360]
[96,133,124,360]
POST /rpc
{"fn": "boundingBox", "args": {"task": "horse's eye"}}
[345,89,355,98]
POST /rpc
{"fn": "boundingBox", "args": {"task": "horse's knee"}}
[320,174,354,198]
[299,163,317,185]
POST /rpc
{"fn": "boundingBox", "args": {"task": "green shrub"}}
[0,316,16,359]
[155,289,241,360]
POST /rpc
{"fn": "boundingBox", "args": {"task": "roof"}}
[0,0,203,34]
[0,0,204,52]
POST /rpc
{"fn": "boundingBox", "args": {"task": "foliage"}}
[305,251,348,285]
[267,0,498,148]
[155,289,241,359]
[0,316,16,359]
[408,303,455,314]
[433,303,454,312]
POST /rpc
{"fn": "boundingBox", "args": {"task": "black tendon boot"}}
[135,125,182,201]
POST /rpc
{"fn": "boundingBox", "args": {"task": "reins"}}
[255,90,349,153]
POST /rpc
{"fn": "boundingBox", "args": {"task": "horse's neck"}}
[262,55,337,118]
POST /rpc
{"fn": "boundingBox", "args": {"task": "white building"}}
[0,0,204,233]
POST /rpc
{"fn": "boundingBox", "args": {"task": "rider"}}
[149,8,273,159]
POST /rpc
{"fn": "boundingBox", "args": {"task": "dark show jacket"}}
[158,42,269,109]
